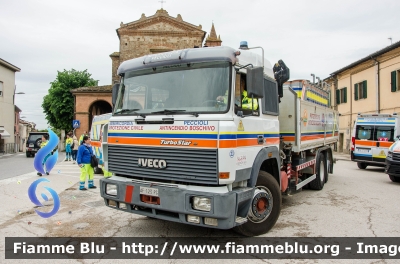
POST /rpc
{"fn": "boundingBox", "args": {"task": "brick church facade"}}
[71,9,222,136]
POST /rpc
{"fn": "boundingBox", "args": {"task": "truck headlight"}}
[106,184,117,196]
[192,197,211,212]
[387,151,393,159]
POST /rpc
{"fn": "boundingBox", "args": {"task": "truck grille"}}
[108,145,218,185]
[387,164,400,175]
[392,153,400,161]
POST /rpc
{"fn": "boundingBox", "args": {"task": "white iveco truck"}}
[100,42,339,236]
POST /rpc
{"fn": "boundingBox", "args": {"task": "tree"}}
[42,69,97,131]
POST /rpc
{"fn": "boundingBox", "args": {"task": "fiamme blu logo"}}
[28,178,60,218]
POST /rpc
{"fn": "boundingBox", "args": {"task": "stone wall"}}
[111,9,206,83]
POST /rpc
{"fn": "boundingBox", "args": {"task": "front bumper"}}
[27,148,39,153]
[385,158,400,176]
[351,151,386,165]
[100,176,254,229]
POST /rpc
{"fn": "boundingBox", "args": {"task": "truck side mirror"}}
[112,83,120,108]
[246,67,264,98]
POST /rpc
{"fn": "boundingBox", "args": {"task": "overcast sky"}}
[1,0,399,129]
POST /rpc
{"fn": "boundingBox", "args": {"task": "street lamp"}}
[238,41,265,68]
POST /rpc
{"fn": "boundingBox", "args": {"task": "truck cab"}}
[99,44,336,236]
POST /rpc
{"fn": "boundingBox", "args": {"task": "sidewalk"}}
[0,159,103,225]
[333,151,351,161]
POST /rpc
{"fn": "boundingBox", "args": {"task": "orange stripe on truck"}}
[108,137,217,148]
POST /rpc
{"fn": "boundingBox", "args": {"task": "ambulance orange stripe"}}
[91,141,101,147]
[355,140,377,147]
[378,142,393,148]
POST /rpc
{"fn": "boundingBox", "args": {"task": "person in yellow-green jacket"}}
[79,131,88,145]
[241,89,258,110]
[37,134,53,176]
[65,134,73,161]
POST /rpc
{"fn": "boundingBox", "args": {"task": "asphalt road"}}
[0,158,399,264]
[0,151,66,180]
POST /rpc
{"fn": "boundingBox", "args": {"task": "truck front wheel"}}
[233,171,281,236]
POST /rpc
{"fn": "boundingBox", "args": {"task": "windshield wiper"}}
[114,108,146,117]
[187,112,199,117]
[150,109,186,115]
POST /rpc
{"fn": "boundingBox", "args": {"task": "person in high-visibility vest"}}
[216,88,258,110]
[79,131,88,145]
[37,134,53,176]
[77,135,96,190]
[65,134,73,161]
[241,89,258,110]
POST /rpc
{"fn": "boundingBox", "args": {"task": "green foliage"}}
[42,69,97,131]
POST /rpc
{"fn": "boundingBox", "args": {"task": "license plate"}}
[140,186,159,197]
[29,144,34,147]
[357,148,370,153]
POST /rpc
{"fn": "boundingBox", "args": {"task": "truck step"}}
[235,216,248,224]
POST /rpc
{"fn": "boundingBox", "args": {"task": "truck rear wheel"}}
[389,175,400,183]
[233,171,281,236]
[309,153,327,190]
[357,162,367,169]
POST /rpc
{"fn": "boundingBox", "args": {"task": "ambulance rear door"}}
[354,124,374,162]
[371,124,395,162]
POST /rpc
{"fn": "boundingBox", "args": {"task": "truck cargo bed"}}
[279,86,339,152]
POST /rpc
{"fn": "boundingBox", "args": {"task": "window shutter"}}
[355,83,358,100]
[336,89,340,105]
[391,71,397,92]
[344,87,347,103]
[363,80,367,98]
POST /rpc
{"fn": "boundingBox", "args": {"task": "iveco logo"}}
[138,158,167,169]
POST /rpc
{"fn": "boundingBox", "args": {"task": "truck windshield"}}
[114,61,230,116]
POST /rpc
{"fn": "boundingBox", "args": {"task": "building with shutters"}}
[325,41,400,153]
[0,58,21,153]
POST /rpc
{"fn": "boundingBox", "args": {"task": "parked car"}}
[384,136,400,182]
[26,132,48,157]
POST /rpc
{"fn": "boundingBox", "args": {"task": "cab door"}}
[354,125,374,162]
[372,125,394,162]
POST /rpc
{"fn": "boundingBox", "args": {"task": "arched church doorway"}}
[88,100,112,129]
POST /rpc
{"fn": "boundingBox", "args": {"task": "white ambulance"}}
[351,113,399,169]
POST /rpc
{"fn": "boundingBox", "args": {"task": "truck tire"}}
[26,152,30,158]
[309,153,327,190]
[389,175,400,183]
[233,171,281,236]
[357,162,367,169]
